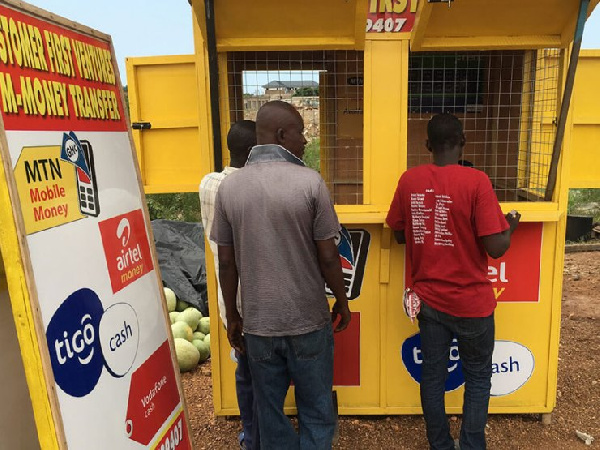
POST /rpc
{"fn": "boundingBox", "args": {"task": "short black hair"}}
[427,113,464,151]
[227,120,256,156]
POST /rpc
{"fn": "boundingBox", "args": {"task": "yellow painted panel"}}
[385,222,559,412]
[140,128,202,192]
[126,54,213,193]
[130,59,199,123]
[213,0,368,50]
[0,150,59,449]
[213,225,383,414]
[412,0,599,51]
[364,39,408,206]
[570,51,600,188]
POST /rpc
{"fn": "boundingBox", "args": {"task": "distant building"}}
[262,80,319,95]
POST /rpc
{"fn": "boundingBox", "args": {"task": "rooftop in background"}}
[262,80,319,89]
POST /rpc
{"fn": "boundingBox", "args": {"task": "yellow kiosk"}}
[131,0,600,420]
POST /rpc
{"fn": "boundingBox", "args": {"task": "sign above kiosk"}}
[190,0,369,51]
[411,0,600,51]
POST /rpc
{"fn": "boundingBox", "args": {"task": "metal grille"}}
[226,51,364,205]
[407,49,563,202]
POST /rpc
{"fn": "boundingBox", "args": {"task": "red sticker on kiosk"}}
[126,340,181,446]
[366,0,417,33]
[487,222,543,303]
[404,222,543,303]
[333,312,361,386]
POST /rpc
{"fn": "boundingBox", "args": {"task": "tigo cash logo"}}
[99,209,154,293]
[46,288,104,397]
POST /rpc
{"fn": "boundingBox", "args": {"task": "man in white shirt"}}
[199,120,258,450]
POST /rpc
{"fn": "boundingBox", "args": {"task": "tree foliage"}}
[146,193,202,222]
[293,86,319,97]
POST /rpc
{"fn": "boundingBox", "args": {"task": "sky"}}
[20,0,600,91]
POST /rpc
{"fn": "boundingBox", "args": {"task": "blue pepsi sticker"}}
[401,333,465,392]
[60,131,90,175]
[327,227,370,300]
[46,288,104,397]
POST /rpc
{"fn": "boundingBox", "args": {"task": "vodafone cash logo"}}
[99,209,154,293]
[46,288,104,397]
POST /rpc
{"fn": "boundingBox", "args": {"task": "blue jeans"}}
[236,346,260,449]
[418,302,495,450]
[245,323,335,450]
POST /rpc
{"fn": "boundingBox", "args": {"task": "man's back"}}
[387,163,507,317]
[212,147,340,336]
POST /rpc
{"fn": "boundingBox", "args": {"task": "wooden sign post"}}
[0,1,192,448]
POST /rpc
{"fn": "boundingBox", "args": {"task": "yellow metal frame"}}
[0,131,60,450]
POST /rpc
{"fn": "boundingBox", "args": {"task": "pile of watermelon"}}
[164,287,211,372]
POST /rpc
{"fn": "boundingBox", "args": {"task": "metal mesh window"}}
[226,51,364,205]
[407,49,563,202]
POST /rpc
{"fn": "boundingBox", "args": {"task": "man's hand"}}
[481,210,521,259]
[505,210,521,232]
[331,300,351,332]
[227,316,245,354]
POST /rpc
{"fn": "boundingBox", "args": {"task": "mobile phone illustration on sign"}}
[61,132,100,217]
[77,141,100,216]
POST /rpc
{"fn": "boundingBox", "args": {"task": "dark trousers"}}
[236,345,260,449]
[245,323,335,450]
[418,302,495,450]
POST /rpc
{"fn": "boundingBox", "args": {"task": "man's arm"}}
[217,245,244,353]
[316,238,351,332]
[480,211,521,259]
[393,230,406,244]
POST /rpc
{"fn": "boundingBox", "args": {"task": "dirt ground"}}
[182,250,600,449]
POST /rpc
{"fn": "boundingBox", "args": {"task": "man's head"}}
[227,120,256,168]
[255,100,307,158]
[426,113,466,154]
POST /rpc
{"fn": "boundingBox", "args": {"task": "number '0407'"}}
[159,419,183,450]
[366,17,408,32]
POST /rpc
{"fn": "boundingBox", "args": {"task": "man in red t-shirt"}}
[387,114,520,450]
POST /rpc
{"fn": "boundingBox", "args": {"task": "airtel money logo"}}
[99,209,154,293]
[46,288,104,397]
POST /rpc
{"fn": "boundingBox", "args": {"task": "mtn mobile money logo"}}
[326,227,370,300]
[99,209,154,293]
[46,288,104,397]
[60,132,100,217]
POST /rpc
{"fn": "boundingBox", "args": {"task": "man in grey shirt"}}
[211,101,351,449]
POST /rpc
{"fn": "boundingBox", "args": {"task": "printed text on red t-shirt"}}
[411,189,455,247]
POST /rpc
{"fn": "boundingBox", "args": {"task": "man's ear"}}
[276,128,285,145]
[425,139,432,153]
[460,133,466,147]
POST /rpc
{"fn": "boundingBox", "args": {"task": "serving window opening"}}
[226,51,364,205]
[407,49,563,202]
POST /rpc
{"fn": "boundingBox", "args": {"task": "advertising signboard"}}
[0,2,191,448]
[366,0,417,33]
